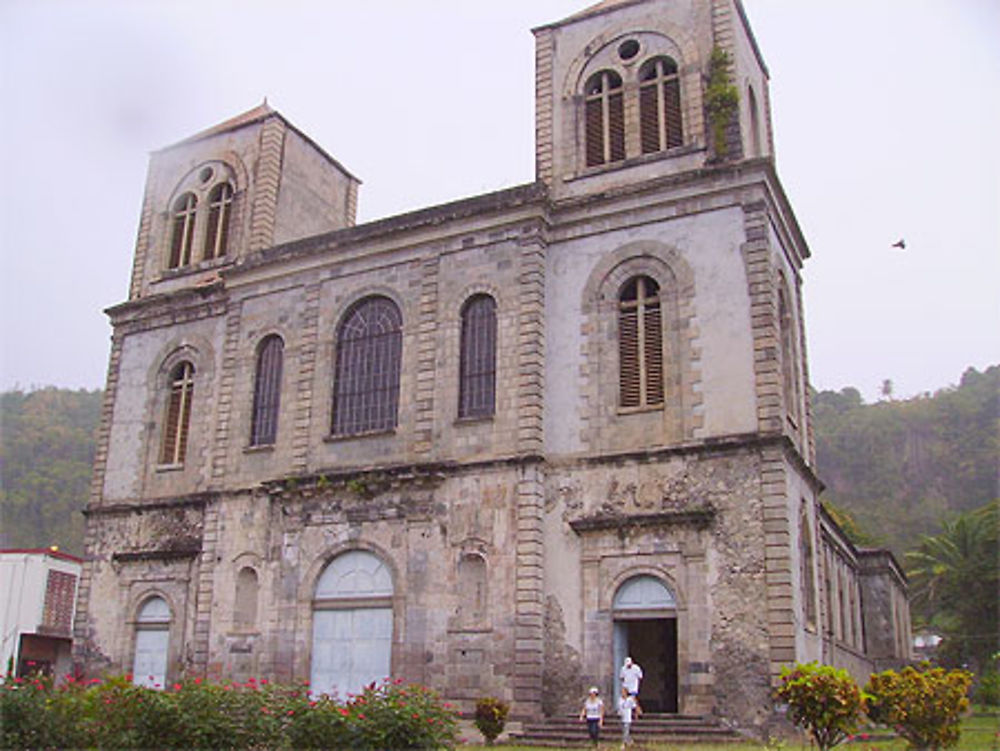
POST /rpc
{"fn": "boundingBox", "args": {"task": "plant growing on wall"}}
[776,662,868,751]
[866,663,973,750]
[706,46,739,159]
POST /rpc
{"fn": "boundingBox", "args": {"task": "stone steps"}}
[510,713,745,747]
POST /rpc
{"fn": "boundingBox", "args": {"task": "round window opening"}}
[618,39,640,61]
[199,166,215,183]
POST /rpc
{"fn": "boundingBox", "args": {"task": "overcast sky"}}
[1,0,997,402]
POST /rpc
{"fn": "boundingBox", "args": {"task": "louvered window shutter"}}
[619,277,664,409]
[609,91,625,162]
[619,307,641,407]
[640,83,660,153]
[664,78,683,148]
[585,98,604,167]
[644,299,664,405]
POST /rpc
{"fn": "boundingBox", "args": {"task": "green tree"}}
[0,387,102,554]
[905,501,999,671]
[866,663,973,751]
[776,662,867,751]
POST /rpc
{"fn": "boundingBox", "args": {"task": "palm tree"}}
[906,501,998,671]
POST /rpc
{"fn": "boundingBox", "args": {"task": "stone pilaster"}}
[741,200,781,434]
[127,174,157,300]
[412,254,440,456]
[516,232,545,455]
[513,463,545,711]
[533,28,555,186]
[760,446,794,681]
[248,116,286,252]
[210,303,243,486]
[191,500,220,678]
[291,282,321,472]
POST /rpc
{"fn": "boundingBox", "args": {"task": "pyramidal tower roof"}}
[158,100,278,151]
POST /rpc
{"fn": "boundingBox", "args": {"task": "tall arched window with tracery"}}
[458,294,497,419]
[203,182,234,261]
[168,193,198,269]
[160,361,194,465]
[585,70,625,167]
[250,335,283,446]
[332,297,402,435]
[639,56,683,154]
[619,276,664,409]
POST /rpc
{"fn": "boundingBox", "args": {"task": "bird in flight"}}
[891,239,906,250]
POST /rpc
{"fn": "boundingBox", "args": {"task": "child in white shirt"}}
[618,685,640,747]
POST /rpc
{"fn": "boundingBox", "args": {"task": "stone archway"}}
[310,550,393,697]
[612,575,678,713]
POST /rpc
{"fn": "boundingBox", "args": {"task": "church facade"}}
[74,0,911,732]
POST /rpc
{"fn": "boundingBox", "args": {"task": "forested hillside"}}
[1,365,996,559]
[812,365,999,556]
[0,388,102,555]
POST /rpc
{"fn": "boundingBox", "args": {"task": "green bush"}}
[0,674,458,750]
[775,662,867,751]
[473,696,510,745]
[866,663,973,750]
[973,668,1000,707]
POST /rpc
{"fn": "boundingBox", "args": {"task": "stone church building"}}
[74,0,911,732]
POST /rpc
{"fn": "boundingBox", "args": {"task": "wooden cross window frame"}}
[639,56,683,154]
[584,70,625,167]
[160,361,194,465]
[203,182,234,261]
[168,193,197,269]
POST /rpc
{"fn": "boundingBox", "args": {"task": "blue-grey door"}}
[310,550,393,698]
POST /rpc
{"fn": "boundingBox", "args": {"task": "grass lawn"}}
[459,709,999,751]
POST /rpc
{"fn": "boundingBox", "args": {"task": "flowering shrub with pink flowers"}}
[0,673,458,750]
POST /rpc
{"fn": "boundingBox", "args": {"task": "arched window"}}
[311,550,393,697]
[585,70,625,167]
[799,505,817,629]
[639,56,683,154]
[168,193,198,269]
[332,297,402,435]
[160,361,194,465]
[234,567,259,631]
[779,283,801,426]
[133,596,170,688]
[250,335,283,446]
[458,295,497,419]
[203,182,234,261]
[618,276,664,409]
[748,85,762,157]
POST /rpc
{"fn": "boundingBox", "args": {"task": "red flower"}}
[194,677,202,685]
[173,683,182,691]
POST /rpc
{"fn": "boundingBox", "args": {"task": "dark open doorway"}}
[615,618,678,713]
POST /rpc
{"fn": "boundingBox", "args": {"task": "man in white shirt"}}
[619,656,644,701]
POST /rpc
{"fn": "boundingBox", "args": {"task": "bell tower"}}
[533,0,773,200]
[126,103,361,301]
